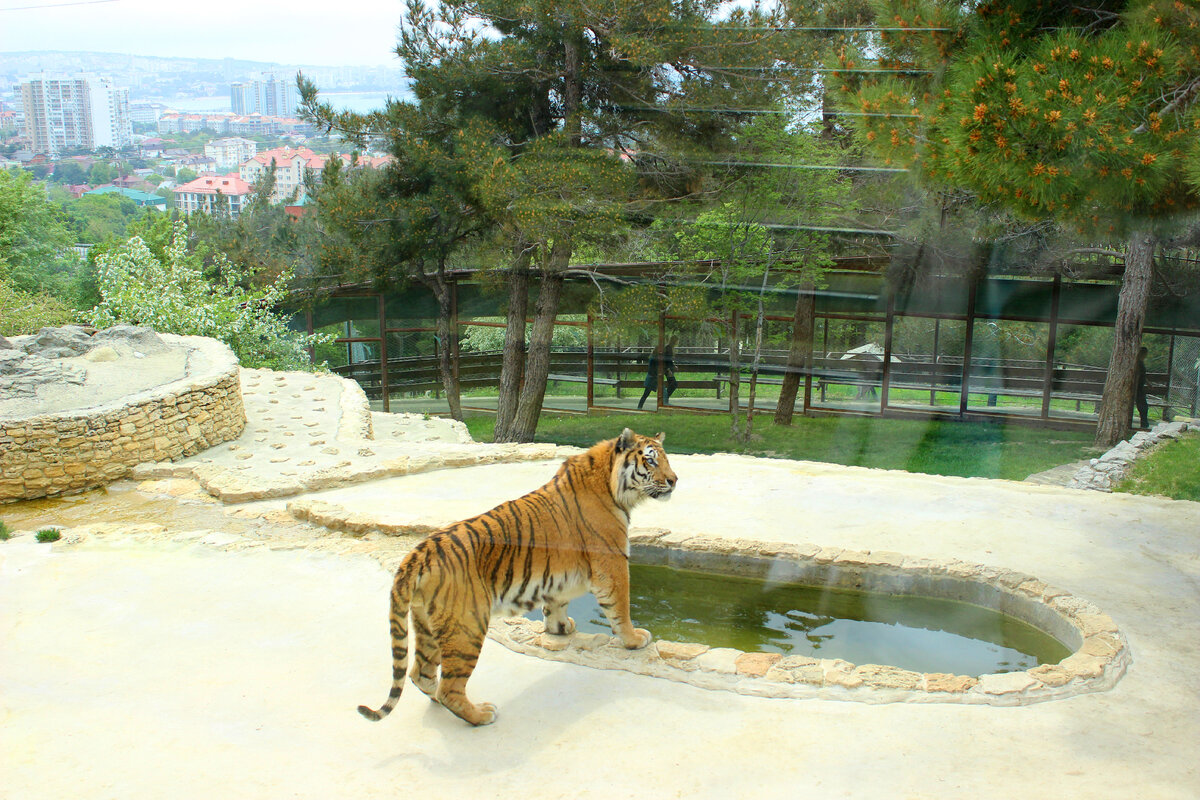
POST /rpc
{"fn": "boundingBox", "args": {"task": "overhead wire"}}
[1,0,119,10]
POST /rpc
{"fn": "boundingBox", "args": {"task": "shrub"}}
[0,278,78,336]
[35,528,61,543]
[89,220,330,370]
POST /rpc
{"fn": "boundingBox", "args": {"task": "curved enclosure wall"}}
[0,334,245,502]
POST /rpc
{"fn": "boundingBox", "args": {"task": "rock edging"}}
[487,530,1130,706]
[1069,420,1199,491]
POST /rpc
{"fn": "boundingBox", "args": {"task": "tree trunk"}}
[494,252,530,442]
[745,312,763,440]
[728,311,742,440]
[498,32,581,443]
[745,274,770,440]
[774,280,815,425]
[1094,230,1155,448]
[430,278,463,421]
[508,264,567,442]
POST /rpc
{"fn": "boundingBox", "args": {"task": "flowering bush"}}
[90,221,328,370]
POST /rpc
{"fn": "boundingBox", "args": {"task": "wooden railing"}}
[332,348,1171,417]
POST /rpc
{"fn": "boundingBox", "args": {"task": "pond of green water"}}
[531,563,1071,675]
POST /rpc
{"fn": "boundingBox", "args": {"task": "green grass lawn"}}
[1114,432,1200,502]
[463,411,1103,482]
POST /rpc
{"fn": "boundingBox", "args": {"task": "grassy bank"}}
[463,411,1102,482]
[1114,432,1200,502]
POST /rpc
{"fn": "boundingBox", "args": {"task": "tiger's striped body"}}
[359,428,677,726]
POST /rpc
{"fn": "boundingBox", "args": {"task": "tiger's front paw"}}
[622,628,653,649]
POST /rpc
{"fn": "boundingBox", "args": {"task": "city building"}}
[172,153,218,175]
[156,111,313,137]
[239,145,324,204]
[173,173,253,218]
[231,73,296,116]
[88,76,133,150]
[240,146,391,204]
[129,102,166,126]
[18,73,132,155]
[204,137,257,171]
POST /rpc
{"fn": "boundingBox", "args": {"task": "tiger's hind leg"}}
[435,624,496,726]
[409,603,441,700]
[541,599,576,636]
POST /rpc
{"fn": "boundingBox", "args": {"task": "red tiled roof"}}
[176,172,253,196]
[249,146,322,168]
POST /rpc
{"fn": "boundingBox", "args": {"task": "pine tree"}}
[302,0,814,441]
[837,0,1200,445]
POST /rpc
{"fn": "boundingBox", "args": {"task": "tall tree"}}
[303,0,813,441]
[311,106,494,421]
[673,115,851,440]
[838,0,1200,445]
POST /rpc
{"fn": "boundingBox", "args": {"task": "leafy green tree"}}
[0,169,77,298]
[88,162,112,185]
[64,192,145,244]
[839,0,1200,445]
[89,220,328,370]
[53,161,88,185]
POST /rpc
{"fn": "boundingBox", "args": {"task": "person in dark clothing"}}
[1134,346,1149,429]
[638,336,679,410]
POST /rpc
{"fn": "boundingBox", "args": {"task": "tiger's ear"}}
[655,432,666,444]
[616,428,636,452]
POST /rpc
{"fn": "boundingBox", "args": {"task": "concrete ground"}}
[2,368,1198,800]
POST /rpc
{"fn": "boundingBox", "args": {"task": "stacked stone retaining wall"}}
[0,335,245,502]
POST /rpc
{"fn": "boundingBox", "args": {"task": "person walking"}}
[638,336,679,410]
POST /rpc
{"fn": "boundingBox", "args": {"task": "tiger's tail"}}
[358,558,417,722]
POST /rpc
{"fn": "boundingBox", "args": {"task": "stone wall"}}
[0,335,245,502]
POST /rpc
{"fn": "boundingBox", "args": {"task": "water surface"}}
[532,563,1071,675]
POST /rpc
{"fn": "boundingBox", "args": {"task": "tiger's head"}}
[611,428,678,509]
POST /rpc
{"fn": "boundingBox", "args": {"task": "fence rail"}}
[332,343,1189,426]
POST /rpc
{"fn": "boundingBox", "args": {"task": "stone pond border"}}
[0,335,245,503]
[487,529,1130,706]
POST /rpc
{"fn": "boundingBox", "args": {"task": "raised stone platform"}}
[0,327,245,502]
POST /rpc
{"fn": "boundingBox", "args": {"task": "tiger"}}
[357,427,678,727]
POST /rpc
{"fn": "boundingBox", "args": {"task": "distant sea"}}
[163,90,408,115]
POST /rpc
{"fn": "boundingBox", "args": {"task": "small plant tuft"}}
[35,528,62,543]
[0,520,11,541]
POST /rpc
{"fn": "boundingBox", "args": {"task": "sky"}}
[0,0,408,67]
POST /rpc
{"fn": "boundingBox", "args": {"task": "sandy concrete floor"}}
[2,369,1199,800]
